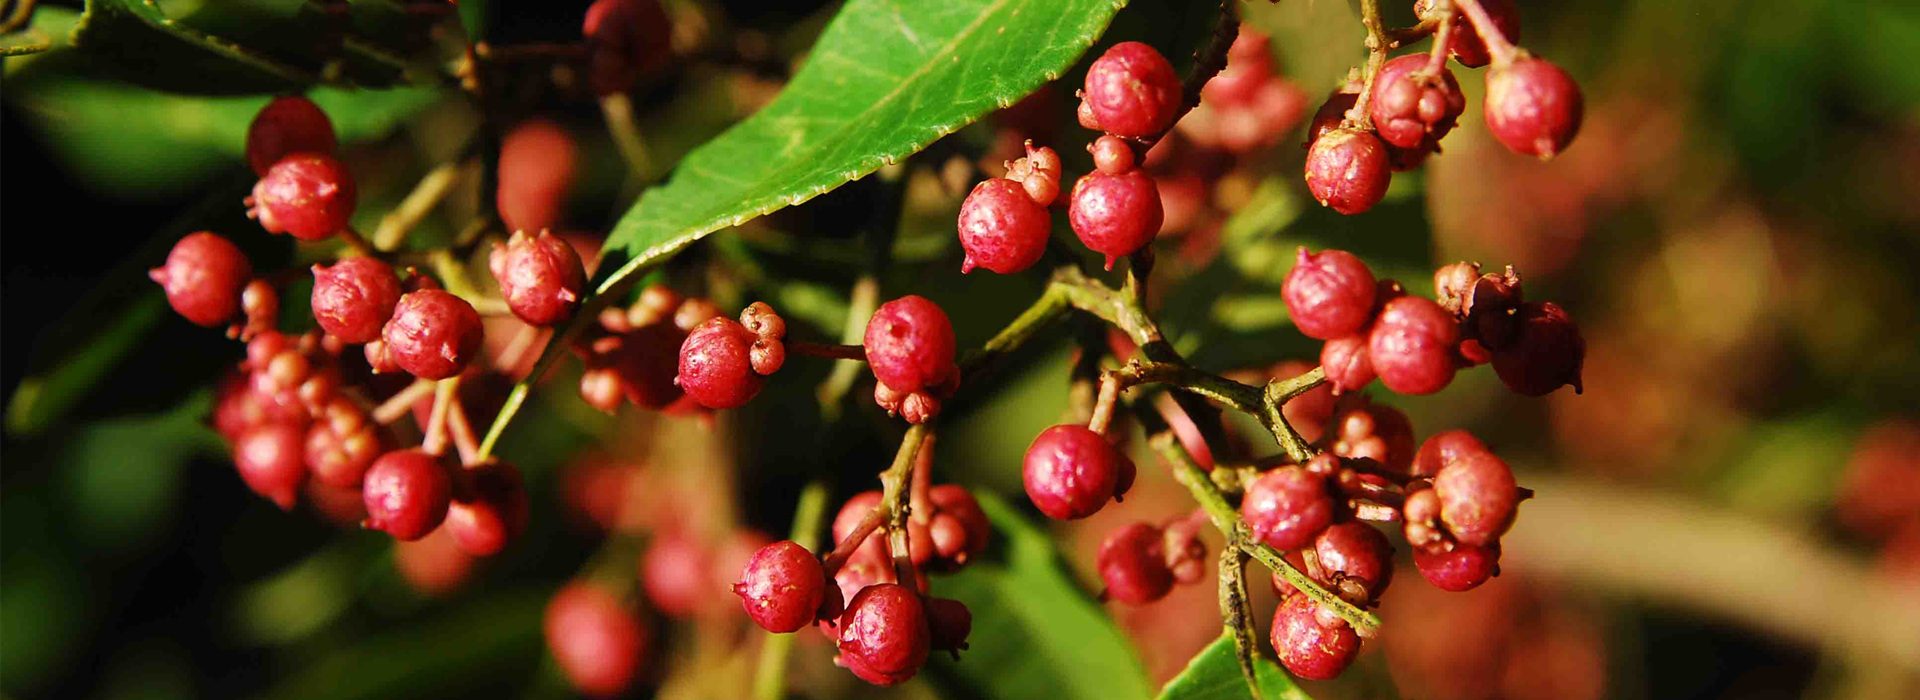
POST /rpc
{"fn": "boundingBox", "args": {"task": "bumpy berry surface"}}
[1271,593,1362,681]
[1314,522,1396,600]
[305,412,384,488]
[1304,128,1391,215]
[581,0,673,96]
[1284,248,1378,340]
[1068,168,1163,269]
[1022,425,1129,520]
[247,96,337,176]
[924,485,990,571]
[251,153,356,241]
[1240,466,1334,551]
[1417,0,1520,68]
[837,584,931,686]
[1097,522,1174,604]
[956,178,1050,274]
[1081,41,1181,137]
[1412,429,1490,478]
[1320,333,1376,394]
[863,296,956,394]
[1492,301,1585,396]
[1369,54,1465,150]
[1331,399,1417,473]
[234,422,308,511]
[733,540,827,633]
[1369,296,1461,395]
[490,230,586,326]
[1434,451,1520,547]
[545,582,647,699]
[675,317,765,409]
[151,232,252,327]
[497,119,579,234]
[362,449,452,541]
[1484,57,1583,160]
[445,461,529,557]
[310,257,402,343]
[1413,541,1502,591]
[381,290,484,380]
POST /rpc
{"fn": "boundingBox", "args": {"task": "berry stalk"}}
[1343,0,1392,130]
[374,159,469,252]
[1452,0,1521,66]
[788,340,869,361]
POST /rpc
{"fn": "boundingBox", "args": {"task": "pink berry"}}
[310,257,402,343]
[1412,429,1490,478]
[956,178,1050,274]
[233,422,307,511]
[1417,0,1520,68]
[581,0,673,96]
[250,153,356,241]
[1241,466,1334,551]
[1023,425,1130,520]
[733,540,828,633]
[1368,296,1459,395]
[1413,541,1502,591]
[927,597,973,655]
[1368,54,1465,150]
[1271,592,1361,680]
[497,119,579,234]
[1284,248,1378,340]
[150,232,252,327]
[1483,57,1583,160]
[1320,333,1376,394]
[1068,168,1163,269]
[304,409,385,488]
[1313,522,1395,601]
[863,296,956,394]
[445,460,530,557]
[1492,301,1585,396]
[381,290,484,380]
[1082,42,1182,138]
[489,230,586,326]
[1331,398,1417,473]
[676,317,765,408]
[1304,128,1391,215]
[545,582,648,699]
[1097,522,1174,605]
[837,584,931,686]
[1307,90,1359,148]
[924,485,991,571]
[1433,451,1520,547]
[362,449,452,541]
[246,96,337,176]
[1089,134,1136,175]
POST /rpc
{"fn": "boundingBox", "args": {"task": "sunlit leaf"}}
[1156,632,1312,700]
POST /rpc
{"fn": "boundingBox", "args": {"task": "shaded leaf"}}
[75,0,315,92]
[55,393,222,552]
[0,28,51,56]
[256,590,547,700]
[1157,632,1312,700]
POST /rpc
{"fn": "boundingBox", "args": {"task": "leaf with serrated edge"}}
[1157,632,1314,700]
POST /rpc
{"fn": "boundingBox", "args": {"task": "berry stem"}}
[1422,1,1454,75]
[820,423,930,576]
[371,378,437,425]
[373,158,469,252]
[750,480,829,700]
[788,340,868,362]
[1344,0,1391,130]
[338,226,379,259]
[909,435,935,525]
[493,324,546,376]
[1120,3,1239,161]
[1452,0,1521,66]
[1088,371,1121,435]
[818,276,880,419]
[445,391,482,467]
[426,249,511,316]
[421,377,459,457]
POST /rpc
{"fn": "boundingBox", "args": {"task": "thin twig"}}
[446,394,481,466]
[371,378,436,425]
[1452,0,1521,66]
[421,377,458,457]
[789,340,867,361]
[1343,0,1392,130]
[374,159,469,251]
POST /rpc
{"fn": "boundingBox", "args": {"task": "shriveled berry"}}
[246,96,337,176]
[1241,466,1334,551]
[1369,54,1465,150]
[837,584,931,686]
[545,582,648,699]
[927,597,972,656]
[1416,0,1519,68]
[582,0,673,96]
[1320,333,1376,394]
[1284,248,1377,340]
[1023,425,1130,520]
[1068,168,1163,269]
[310,257,402,343]
[1413,541,1501,591]
[1081,41,1181,138]
[676,317,765,409]
[1369,296,1460,395]
[1483,57,1583,160]
[381,290,483,380]
[733,540,827,633]
[1412,429,1489,478]
[445,460,530,557]
[250,153,356,241]
[1314,522,1395,601]
[863,296,956,394]
[362,449,452,541]
[497,119,579,234]
[1331,398,1416,473]
[1098,522,1174,604]
[490,230,586,326]
[1271,593,1361,680]
[740,301,786,340]
[1434,451,1519,547]
[1304,128,1391,215]
[234,422,307,511]
[1492,301,1585,396]
[956,178,1050,274]
[151,232,252,327]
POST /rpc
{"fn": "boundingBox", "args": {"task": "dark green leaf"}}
[56,393,222,552]
[1156,633,1312,700]
[75,0,315,91]
[0,28,51,56]
[256,590,547,700]
[926,490,1153,700]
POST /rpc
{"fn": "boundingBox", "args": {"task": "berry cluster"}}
[1179,26,1310,154]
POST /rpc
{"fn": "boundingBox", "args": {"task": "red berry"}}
[1331,398,1416,473]
[739,301,787,341]
[233,422,307,511]
[1089,134,1136,175]
[837,584,931,686]
[1202,27,1275,106]
[1313,522,1395,601]
[1081,41,1181,137]
[246,96,337,176]
[1307,90,1359,148]
[362,449,452,541]
[304,408,385,488]
[250,153,356,241]
[831,490,891,562]
[1241,466,1334,551]
[1068,168,1163,269]
[863,296,956,394]
[1433,451,1519,547]
[151,232,252,327]
[1411,429,1490,478]
[1022,425,1130,520]
[1492,301,1585,396]
[445,461,529,557]
[640,533,715,619]
[1413,541,1502,591]
[1483,57,1583,160]
[1271,592,1361,680]
[490,230,586,326]
[497,119,580,234]
[927,597,973,655]
[1320,333,1376,394]
[1284,248,1377,340]
[732,540,827,633]
[1368,54,1465,150]
[1304,128,1391,215]
[924,485,991,571]
[310,257,402,343]
[545,582,647,699]
[1417,0,1519,68]
[381,290,484,380]
[1097,522,1175,605]
[581,0,673,96]
[956,178,1050,274]
[1369,296,1460,395]
[676,317,766,409]
[394,524,476,596]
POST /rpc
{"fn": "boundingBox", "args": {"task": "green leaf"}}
[925,491,1153,700]
[1156,633,1312,700]
[589,0,1129,296]
[55,393,222,553]
[256,590,547,700]
[0,28,51,56]
[75,0,315,91]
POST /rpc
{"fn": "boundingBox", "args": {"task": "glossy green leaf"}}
[1156,633,1312,700]
[925,491,1153,700]
[75,0,315,91]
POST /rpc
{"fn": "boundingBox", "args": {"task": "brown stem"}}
[1088,371,1121,435]
[1122,4,1239,160]
[820,424,930,576]
[1343,0,1391,130]
[1422,1,1454,75]
[789,340,868,362]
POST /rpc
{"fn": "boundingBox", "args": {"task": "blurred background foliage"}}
[4,0,1920,699]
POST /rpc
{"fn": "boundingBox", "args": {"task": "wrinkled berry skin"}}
[490,230,586,326]
[1081,41,1181,137]
[1369,54,1465,150]
[1304,128,1391,215]
[497,120,579,234]
[1242,466,1334,551]
[864,296,956,393]
[251,153,356,241]
[1098,522,1174,604]
[837,584,931,686]
[381,290,484,380]
[1413,541,1502,591]
[1023,425,1130,520]
[151,232,252,327]
[1320,334,1376,394]
[310,257,402,343]
[1484,57,1583,160]
[445,461,530,557]
[1417,0,1519,68]
[1369,296,1460,395]
[246,96,337,176]
[957,178,1050,274]
[1284,248,1377,340]
[1068,168,1163,269]
[1493,301,1585,396]
[1331,399,1417,473]
[1434,451,1520,547]
[1272,593,1361,681]
[1314,522,1395,601]
[676,317,765,409]
[734,540,827,633]
[305,416,385,488]
[234,422,307,510]
[1412,429,1489,478]
[582,0,673,96]
[362,449,452,541]
[545,582,647,699]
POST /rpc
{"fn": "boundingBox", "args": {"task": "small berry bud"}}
[151,232,252,327]
[1089,135,1136,174]
[739,301,786,340]
[246,96,337,176]
[250,153,357,241]
[1313,522,1395,602]
[927,597,973,657]
[750,338,786,376]
[1331,398,1416,473]
[1081,42,1181,137]
[304,417,385,489]
[311,257,403,344]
